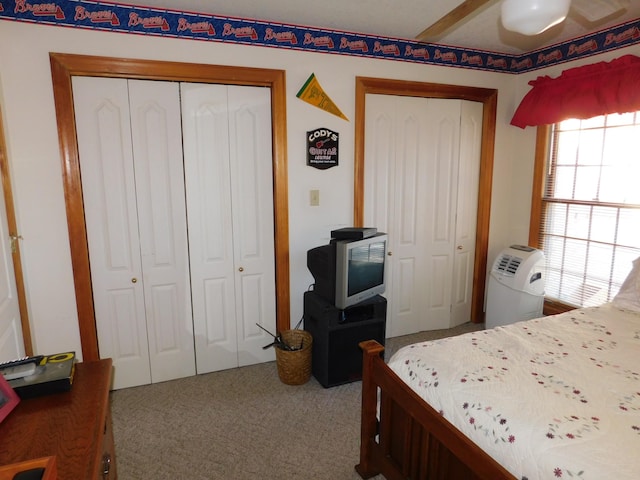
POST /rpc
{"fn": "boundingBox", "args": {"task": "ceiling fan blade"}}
[416,0,495,41]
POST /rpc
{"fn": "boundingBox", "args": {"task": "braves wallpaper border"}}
[2,0,639,73]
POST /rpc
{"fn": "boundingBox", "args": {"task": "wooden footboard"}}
[355,340,517,480]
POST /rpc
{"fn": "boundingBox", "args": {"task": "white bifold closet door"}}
[364,95,482,337]
[72,77,276,389]
[73,77,194,389]
[181,83,276,374]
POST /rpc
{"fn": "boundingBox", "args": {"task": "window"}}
[534,112,640,308]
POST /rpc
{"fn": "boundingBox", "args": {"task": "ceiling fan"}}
[416,0,631,41]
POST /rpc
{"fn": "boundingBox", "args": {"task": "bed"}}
[356,259,640,480]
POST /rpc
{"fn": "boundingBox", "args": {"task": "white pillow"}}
[612,257,640,312]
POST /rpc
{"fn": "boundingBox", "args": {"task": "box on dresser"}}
[5,352,76,399]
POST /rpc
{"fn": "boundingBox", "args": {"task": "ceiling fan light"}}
[501,0,571,36]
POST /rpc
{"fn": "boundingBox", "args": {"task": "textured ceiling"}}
[116,0,640,54]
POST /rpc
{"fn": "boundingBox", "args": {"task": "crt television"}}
[307,233,387,309]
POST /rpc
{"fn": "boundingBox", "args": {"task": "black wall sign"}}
[307,128,339,169]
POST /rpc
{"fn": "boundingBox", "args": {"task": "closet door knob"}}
[131,278,138,283]
[238,267,244,272]
[387,251,392,256]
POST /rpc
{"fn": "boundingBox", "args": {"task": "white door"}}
[127,80,195,382]
[450,101,483,327]
[364,94,431,337]
[0,164,23,362]
[181,83,276,374]
[73,77,195,389]
[421,98,463,332]
[364,94,481,336]
[226,86,277,368]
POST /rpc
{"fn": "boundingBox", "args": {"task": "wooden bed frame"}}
[355,340,517,480]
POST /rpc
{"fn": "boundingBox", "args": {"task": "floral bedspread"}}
[387,304,640,480]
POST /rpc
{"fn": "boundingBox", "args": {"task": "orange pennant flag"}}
[296,73,349,121]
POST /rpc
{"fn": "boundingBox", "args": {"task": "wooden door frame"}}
[0,104,33,355]
[354,77,497,324]
[50,53,290,361]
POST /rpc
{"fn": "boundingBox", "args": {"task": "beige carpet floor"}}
[110,322,482,479]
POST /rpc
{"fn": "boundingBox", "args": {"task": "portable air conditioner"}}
[485,245,545,329]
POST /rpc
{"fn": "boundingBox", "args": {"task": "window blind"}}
[539,114,640,307]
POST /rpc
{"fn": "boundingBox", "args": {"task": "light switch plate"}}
[310,189,320,206]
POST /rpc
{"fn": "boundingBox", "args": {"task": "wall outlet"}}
[310,189,320,206]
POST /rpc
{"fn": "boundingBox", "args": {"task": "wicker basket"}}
[275,329,313,385]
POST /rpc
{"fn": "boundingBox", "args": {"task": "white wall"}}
[2,19,630,359]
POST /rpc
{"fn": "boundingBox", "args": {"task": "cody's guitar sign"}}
[307,128,338,170]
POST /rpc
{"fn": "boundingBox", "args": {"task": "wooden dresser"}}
[0,359,117,479]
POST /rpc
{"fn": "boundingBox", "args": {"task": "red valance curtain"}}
[511,54,640,128]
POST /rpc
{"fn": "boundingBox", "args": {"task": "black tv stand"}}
[303,291,386,388]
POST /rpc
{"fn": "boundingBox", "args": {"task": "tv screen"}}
[346,243,385,296]
[335,234,387,309]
